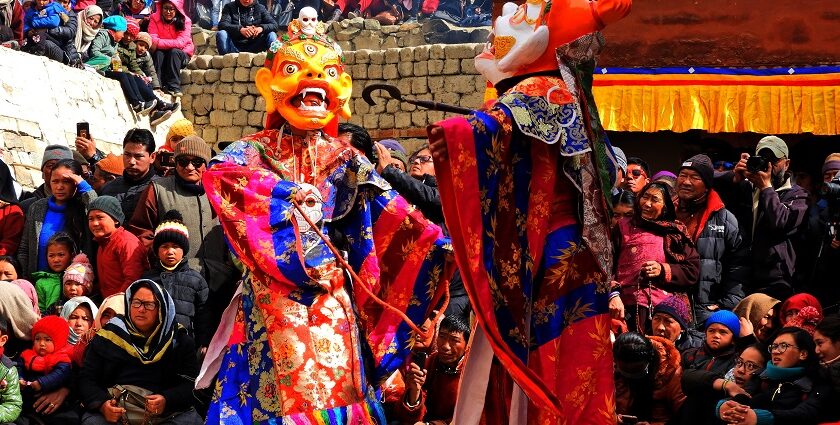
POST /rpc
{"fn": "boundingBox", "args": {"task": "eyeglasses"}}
[768,342,799,354]
[176,157,206,168]
[130,300,159,311]
[411,155,433,164]
[735,357,762,373]
[627,169,646,178]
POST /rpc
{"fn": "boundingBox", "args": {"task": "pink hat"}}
[63,253,94,292]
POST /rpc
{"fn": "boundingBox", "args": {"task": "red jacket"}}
[147,0,194,56]
[0,203,23,256]
[95,227,147,298]
[393,352,463,425]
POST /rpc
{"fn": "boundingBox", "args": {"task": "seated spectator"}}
[133,32,159,90]
[21,0,80,64]
[0,283,39,359]
[70,292,124,367]
[0,160,23,257]
[677,311,742,425]
[148,0,194,97]
[33,232,76,314]
[614,332,686,425]
[622,156,651,195]
[675,155,746,324]
[216,0,278,54]
[77,280,202,424]
[394,316,468,425]
[59,295,97,345]
[716,327,829,425]
[0,316,23,424]
[86,15,178,126]
[115,0,152,29]
[11,279,39,316]
[714,136,808,299]
[18,158,95,281]
[101,129,160,221]
[88,196,147,298]
[60,253,95,303]
[651,295,702,353]
[730,343,769,391]
[611,189,635,228]
[20,144,74,214]
[0,0,24,46]
[72,4,101,62]
[0,256,19,282]
[17,316,78,424]
[426,0,490,26]
[814,315,840,422]
[734,293,781,344]
[779,293,822,328]
[610,182,700,332]
[142,210,210,348]
[116,18,152,83]
[90,154,124,192]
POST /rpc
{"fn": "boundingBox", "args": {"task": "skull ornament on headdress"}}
[255,19,352,130]
[475,0,632,85]
[297,7,320,36]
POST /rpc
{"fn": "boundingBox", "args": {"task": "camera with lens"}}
[820,171,840,239]
[746,155,770,174]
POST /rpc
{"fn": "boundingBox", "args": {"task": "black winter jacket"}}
[100,169,159,223]
[77,327,198,414]
[713,173,808,294]
[379,167,444,225]
[142,260,211,346]
[745,373,830,425]
[218,1,278,53]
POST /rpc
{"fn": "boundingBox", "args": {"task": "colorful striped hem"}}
[263,396,385,425]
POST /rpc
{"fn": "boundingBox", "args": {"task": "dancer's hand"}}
[428,125,447,161]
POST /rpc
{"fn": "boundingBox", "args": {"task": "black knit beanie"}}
[153,210,190,253]
[679,154,714,190]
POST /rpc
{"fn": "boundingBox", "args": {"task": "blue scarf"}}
[761,361,805,381]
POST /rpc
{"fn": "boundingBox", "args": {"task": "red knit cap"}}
[31,316,70,351]
[126,17,140,38]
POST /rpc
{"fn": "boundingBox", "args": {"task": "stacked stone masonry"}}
[180,43,486,144]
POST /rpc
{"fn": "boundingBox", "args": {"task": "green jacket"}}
[0,357,22,423]
[117,40,143,74]
[86,29,116,71]
[136,51,160,89]
[33,270,62,313]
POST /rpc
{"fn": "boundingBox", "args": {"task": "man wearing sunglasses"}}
[622,156,651,195]
[714,136,808,299]
[128,136,238,330]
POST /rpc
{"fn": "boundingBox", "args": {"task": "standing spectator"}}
[216,0,278,54]
[734,293,781,344]
[611,189,635,228]
[651,295,702,353]
[0,316,23,424]
[148,0,194,97]
[393,316,468,425]
[72,4,101,62]
[18,159,96,280]
[674,154,747,324]
[814,315,840,422]
[21,0,78,64]
[101,129,160,221]
[0,0,24,45]
[88,196,146,298]
[714,136,808,299]
[142,210,210,348]
[716,327,829,425]
[153,118,194,177]
[76,280,202,424]
[129,136,236,301]
[612,146,628,193]
[622,157,651,195]
[20,145,74,214]
[133,31,160,90]
[89,154,124,192]
[614,332,686,425]
[799,154,840,306]
[610,182,700,332]
[0,160,23,256]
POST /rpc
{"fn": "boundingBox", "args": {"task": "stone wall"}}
[180,43,486,143]
[0,48,184,189]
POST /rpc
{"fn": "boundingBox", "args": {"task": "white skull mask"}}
[298,7,319,35]
[292,183,323,233]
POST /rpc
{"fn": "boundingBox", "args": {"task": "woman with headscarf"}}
[10,278,39,316]
[0,160,22,257]
[734,293,781,344]
[779,293,823,327]
[60,296,98,345]
[0,282,39,358]
[77,280,201,424]
[71,293,124,367]
[73,4,102,61]
[147,0,193,96]
[610,181,700,332]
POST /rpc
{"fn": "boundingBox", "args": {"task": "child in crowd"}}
[70,293,123,367]
[17,316,74,420]
[134,32,159,90]
[116,18,147,80]
[32,232,75,314]
[143,210,210,346]
[62,253,94,302]
[0,317,23,424]
[88,196,146,298]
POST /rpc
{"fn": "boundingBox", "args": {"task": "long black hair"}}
[816,314,840,343]
[159,0,186,32]
[773,327,820,376]
[613,332,659,420]
[49,159,88,251]
[0,159,17,204]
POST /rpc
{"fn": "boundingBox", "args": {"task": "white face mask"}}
[298,7,318,35]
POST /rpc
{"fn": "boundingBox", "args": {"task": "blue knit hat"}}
[705,310,740,335]
[102,15,127,32]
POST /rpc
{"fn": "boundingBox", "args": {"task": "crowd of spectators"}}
[0,105,839,425]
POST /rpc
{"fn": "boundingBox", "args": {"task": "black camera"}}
[821,176,840,200]
[746,155,769,173]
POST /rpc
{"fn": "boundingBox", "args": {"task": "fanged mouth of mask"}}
[291,88,329,114]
